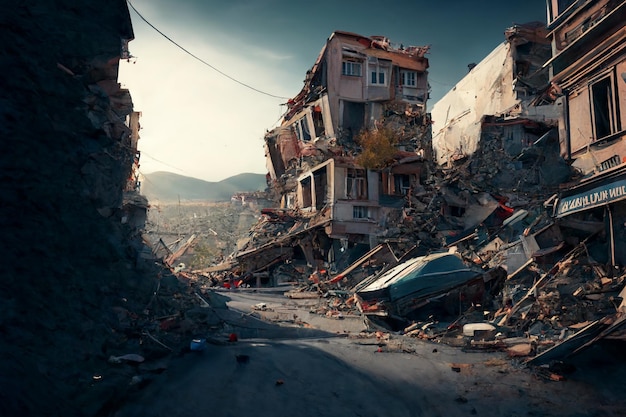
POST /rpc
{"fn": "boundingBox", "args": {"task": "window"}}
[371,70,385,85]
[590,74,619,140]
[368,57,389,86]
[293,117,311,142]
[340,101,365,142]
[394,174,411,195]
[342,61,362,77]
[312,105,325,138]
[353,206,368,219]
[548,0,576,23]
[300,176,312,208]
[401,70,416,87]
[346,169,367,199]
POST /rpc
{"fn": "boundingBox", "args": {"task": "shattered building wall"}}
[229,31,436,278]
[421,22,576,280]
[431,22,559,167]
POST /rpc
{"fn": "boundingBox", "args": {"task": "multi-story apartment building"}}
[545,0,626,265]
[264,31,432,257]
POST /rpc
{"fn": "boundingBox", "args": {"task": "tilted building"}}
[257,31,433,271]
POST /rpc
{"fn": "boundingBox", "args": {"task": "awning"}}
[556,178,626,218]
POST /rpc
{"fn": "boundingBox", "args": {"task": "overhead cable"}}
[126,0,291,100]
[139,151,190,174]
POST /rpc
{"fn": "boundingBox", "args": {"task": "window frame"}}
[368,57,389,87]
[353,205,368,219]
[393,174,412,196]
[400,70,417,87]
[293,116,311,142]
[342,60,362,77]
[346,168,367,200]
[590,72,619,141]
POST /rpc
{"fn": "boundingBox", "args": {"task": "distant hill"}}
[140,171,267,202]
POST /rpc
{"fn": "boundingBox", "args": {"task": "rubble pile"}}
[152,10,626,389]
[195,105,626,371]
[145,201,265,269]
[237,208,299,252]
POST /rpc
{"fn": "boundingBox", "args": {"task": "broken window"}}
[353,205,368,219]
[293,117,311,142]
[368,57,389,86]
[591,74,619,141]
[284,194,295,209]
[312,106,325,138]
[400,70,416,87]
[342,61,362,77]
[340,101,365,142]
[313,169,328,210]
[394,174,411,196]
[383,173,415,196]
[300,176,312,208]
[346,168,367,200]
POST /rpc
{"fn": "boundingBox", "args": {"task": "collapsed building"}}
[431,22,560,167]
[200,0,626,369]
[230,31,434,282]
[224,26,571,286]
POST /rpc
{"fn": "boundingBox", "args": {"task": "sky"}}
[119,0,548,182]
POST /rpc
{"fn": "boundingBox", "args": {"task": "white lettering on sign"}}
[557,184,626,216]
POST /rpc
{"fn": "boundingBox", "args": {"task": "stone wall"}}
[0,2,155,415]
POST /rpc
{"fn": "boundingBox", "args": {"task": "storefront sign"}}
[556,178,626,217]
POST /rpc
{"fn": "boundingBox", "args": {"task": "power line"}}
[429,78,455,87]
[140,151,190,174]
[126,0,291,100]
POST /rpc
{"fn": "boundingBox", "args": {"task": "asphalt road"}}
[113,290,626,417]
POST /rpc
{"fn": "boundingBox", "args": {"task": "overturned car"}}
[354,251,505,323]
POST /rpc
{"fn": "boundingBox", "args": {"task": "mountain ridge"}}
[140,171,267,202]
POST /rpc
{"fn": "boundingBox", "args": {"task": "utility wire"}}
[126,0,291,100]
[140,151,190,175]
[429,78,455,87]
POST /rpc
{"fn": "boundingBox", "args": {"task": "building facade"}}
[545,0,626,266]
[264,31,432,251]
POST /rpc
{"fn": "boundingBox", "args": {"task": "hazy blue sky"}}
[120,0,547,182]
